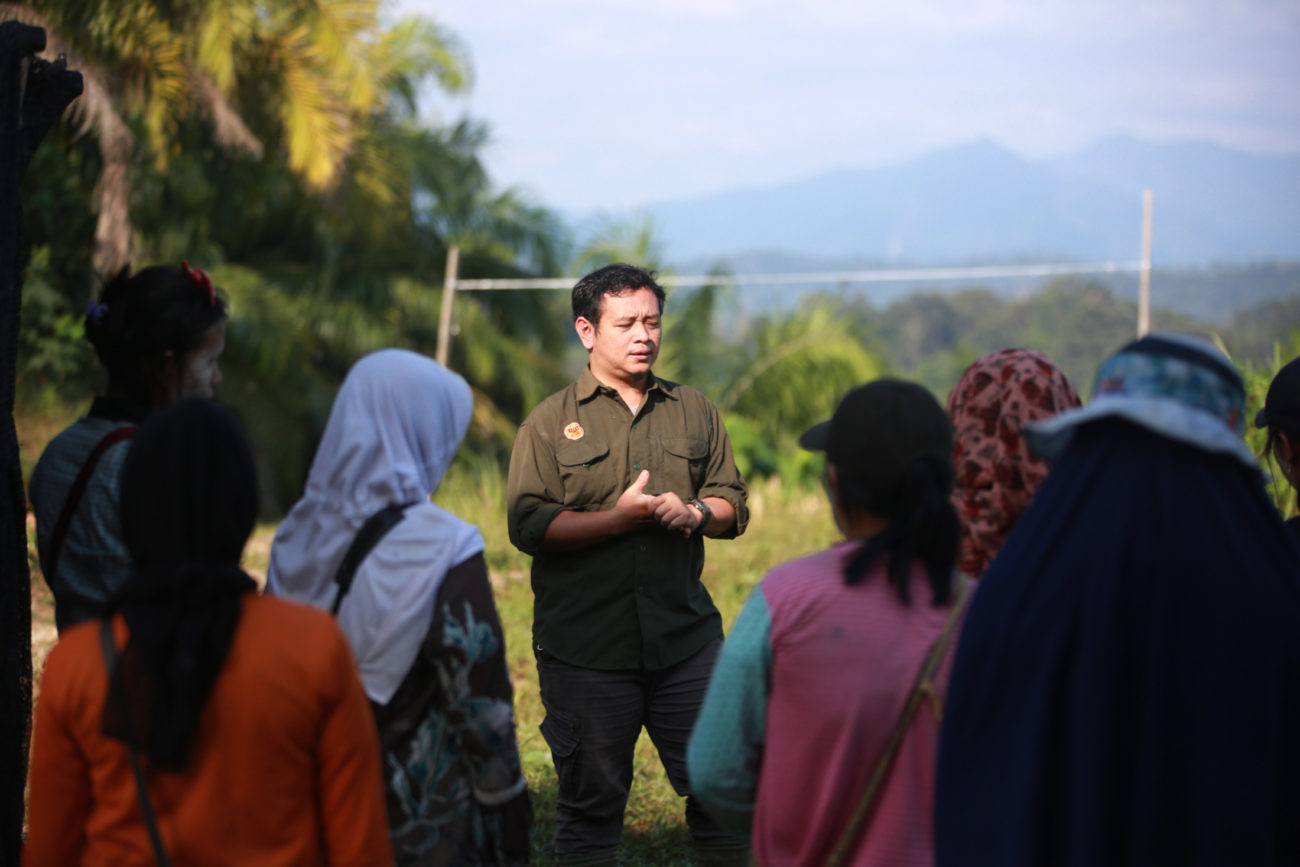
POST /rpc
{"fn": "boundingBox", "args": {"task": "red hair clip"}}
[180,260,215,307]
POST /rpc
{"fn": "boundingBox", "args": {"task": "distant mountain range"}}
[631,137,1300,267]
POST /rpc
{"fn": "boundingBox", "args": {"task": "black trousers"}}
[536,636,733,858]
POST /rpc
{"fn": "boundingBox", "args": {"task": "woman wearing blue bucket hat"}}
[935,333,1300,867]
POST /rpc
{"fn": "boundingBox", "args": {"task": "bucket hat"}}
[1025,333,1255,469]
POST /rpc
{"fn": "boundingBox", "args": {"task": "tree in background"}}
[2,0,427,281]
[13,1,571,513]
[716,300,884,482]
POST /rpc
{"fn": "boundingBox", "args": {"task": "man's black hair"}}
[571,263,665,325]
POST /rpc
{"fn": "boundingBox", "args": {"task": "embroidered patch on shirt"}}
[564,422,585,440]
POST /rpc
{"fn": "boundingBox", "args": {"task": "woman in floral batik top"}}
[268,349,531,865]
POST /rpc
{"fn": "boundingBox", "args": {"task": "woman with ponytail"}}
[688,379,972,866]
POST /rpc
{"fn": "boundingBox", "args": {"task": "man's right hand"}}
[613,469,657,532]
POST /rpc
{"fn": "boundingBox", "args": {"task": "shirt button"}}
[639,545,646,551]
[637,585,645,593]
[631,423,637,430]
[633,463,641,470]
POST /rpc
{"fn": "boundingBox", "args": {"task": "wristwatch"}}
[689,497,713,531]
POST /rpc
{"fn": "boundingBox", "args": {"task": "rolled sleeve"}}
[506,421,568,555]
[695,399,749,538]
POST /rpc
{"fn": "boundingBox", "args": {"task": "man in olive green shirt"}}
[507,264,749,866]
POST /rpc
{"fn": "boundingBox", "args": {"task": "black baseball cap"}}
[1255,355,1300,431]
[799,379,952,496]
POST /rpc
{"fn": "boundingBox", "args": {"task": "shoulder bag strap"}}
[826,577,973,867]
[45,426,136,584]
[99,619,174,867]
[330,502,417,616]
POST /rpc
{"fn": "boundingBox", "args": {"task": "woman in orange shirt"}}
[25,398,392,866]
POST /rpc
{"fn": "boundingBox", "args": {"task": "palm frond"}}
[273,25,352,189]
[347,126,404,206]
[572,211,665,273]
[719,302,884,437]
[373,13,471,116]
[190,69,262,157]
[194,0,258,92]
[294,0,380,112]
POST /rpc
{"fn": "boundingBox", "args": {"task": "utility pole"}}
[436,245,459,367]
[1138,189,1153,337]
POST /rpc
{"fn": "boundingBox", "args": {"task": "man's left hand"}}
[651,492,699,538]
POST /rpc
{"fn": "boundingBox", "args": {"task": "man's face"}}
[576,287,662,386]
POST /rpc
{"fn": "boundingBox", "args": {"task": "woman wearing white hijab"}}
[268,349,530,865]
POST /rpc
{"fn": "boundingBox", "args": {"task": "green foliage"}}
[656,268,736,389]
[709,300,885,486]
[1223,294,1300,363]
[720,413,821,488]
[864,278,1212,399]
[1229,331,1300,520]
[572,211,665,275]
[17,248,96,396]
[15,4,576,515]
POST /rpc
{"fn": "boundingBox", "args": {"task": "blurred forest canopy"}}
[9,1,1299,519]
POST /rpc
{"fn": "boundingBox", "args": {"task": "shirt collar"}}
[577,366,680,403]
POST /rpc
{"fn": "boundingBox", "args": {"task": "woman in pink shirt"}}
[688,379,970,866]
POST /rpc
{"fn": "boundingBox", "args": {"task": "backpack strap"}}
[330,502,418,616]
[99,619,174,867]
[826,576,973,867]
[46,426,136,584]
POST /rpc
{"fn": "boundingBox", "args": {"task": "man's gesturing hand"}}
[651,492,698,538]
[613,469,657,531]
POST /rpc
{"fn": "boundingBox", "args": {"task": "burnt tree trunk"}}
[0,21,79,865]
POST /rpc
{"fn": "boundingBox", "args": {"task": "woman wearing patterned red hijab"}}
[946,349,1080,577]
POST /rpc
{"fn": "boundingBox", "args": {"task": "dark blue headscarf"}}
[935,418,1300,866]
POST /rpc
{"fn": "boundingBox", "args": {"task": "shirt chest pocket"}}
[655,435,709,497]
[556,438,613,508]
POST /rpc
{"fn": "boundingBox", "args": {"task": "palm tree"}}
[720,299,885,443]
[571,210,665,275]
[1,0,468,285]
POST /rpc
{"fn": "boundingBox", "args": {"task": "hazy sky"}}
[397,0,1300,212]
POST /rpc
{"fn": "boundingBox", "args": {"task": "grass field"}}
[27,467,840,865]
